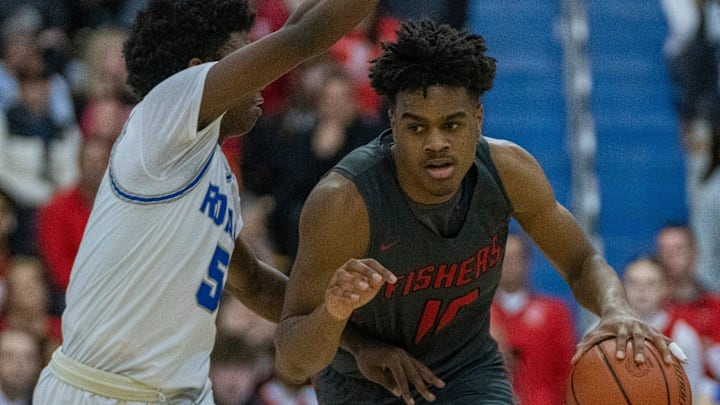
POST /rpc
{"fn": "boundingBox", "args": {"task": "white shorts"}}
[33,351,214,405]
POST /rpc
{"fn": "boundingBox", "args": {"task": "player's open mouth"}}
[425,160,454,179]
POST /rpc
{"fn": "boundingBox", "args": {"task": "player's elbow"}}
[274,325,335,382]
[273,346,326,384]
[273,354,315,385]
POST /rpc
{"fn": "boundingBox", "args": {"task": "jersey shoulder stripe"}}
[109,148,215,204]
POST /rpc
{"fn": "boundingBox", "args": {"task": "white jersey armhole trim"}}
[109,147,216,205]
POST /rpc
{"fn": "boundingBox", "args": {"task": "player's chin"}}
[237,115,260,136]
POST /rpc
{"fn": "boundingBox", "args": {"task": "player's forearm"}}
[283,0,380,54]
[225,260,287,322]
[225,238,287,322]
[567,254,634,318]
[274,304,349,383]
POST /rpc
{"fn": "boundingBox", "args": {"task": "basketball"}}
[565,339,692,405]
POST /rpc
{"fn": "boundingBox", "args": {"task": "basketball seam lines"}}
[569,367,580,405]
[598,346,633,405]
[646,346,671,404]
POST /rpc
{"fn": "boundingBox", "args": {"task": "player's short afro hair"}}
[123,0,255,99]
[370,19,496,105]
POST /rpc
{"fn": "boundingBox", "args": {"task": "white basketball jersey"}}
[60,62,242,391]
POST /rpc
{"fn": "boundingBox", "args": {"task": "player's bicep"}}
[282,172,369,319]
[490,140,595,278]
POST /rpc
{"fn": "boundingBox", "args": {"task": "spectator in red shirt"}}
[622,256,713,399]
[656,225,720,341]
[35,136,113,293]
[491,232,576,405]
[328,10,399,121]
[655,224,720,385]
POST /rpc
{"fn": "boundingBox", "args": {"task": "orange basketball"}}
[565,339,692,405]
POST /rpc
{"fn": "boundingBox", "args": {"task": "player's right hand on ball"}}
[324,258,396,320]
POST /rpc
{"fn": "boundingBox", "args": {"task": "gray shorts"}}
[315,356,516,405]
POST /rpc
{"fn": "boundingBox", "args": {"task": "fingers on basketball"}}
[565,338,692,405]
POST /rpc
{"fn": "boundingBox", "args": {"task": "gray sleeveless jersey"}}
[331,130,512,380]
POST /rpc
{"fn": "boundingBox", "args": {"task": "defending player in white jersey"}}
[32,0,381,403]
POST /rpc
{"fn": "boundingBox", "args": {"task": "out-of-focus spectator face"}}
[83,28,128,98]
[210,363,262,405]
[624,259,668,318]
[2,34,44,76]
[318,75,357,124]
[656,227,696,280]
[499,234,529,293]
[0,192,16,241]
[79,137,112,196]
[5,257,48,314]
[80,96,131,140]
[295,61,335,110]
[99,35,126,84]
[18,74,51,116]
[0,329,41,400]
[4,257,50,340]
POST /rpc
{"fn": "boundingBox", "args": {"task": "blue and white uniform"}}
[34,63,242,404]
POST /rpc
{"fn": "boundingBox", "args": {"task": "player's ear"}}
[388,108,398,133]
[187,57,203,67]
[476,104,484,140]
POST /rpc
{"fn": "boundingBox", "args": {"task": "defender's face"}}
[219,32,263,136]
[390,86,483,205]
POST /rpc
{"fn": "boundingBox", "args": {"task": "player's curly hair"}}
[370,19,496,105]
[123,0,255,99]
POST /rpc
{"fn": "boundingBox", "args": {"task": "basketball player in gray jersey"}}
[274,19,685,404]
[32,0,382,404]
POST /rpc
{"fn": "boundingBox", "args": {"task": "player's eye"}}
[445,122,462,130]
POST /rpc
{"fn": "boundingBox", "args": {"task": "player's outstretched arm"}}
[198,0,381,128]
[274,172,396,383]
[224,237,288,322]
[488,138,679,365]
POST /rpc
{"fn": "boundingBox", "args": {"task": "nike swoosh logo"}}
[380,241,399,252]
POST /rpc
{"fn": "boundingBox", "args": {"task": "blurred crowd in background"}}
[0,0,718,404]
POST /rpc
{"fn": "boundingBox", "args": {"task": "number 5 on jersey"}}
[196,246,229,312]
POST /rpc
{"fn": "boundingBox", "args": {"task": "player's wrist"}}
[321,301,353,322]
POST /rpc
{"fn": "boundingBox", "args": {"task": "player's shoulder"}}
[299,171,371,255]
[484,136,550,197]
[312,171,361,198]
[303,171,367,221]
[485,137,537,169]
